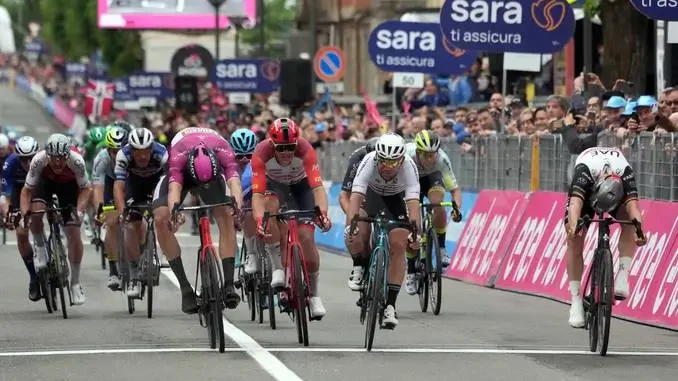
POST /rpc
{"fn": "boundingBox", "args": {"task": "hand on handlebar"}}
[256,216,271,239]
[170,203,186,233]
[632,218,647,247]
[315,210,332,232]
[407,221,421,250]
[450,207,462,223]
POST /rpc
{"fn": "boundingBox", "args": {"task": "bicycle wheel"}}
[202,247,226,353]
[264,256,277,330]
[429,228,443,315]
[587,257,599,352]
[248,276,257,322]
[293,245,309,347]
[144,238,155,319]
[365,247,384,352]
[418,233,430,313]
[99,239,107,270]
[51,230,68,319]
[257,272,265,324]
[40,270,54,314]
[597,249,614,356]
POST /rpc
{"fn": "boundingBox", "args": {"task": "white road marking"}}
[161,269,305,381]
[3,346,678,357]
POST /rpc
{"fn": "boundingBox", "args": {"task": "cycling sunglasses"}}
[377,157,403,168]
[417,150,438,159]
[236,153,252,160]
[273,143,296,152]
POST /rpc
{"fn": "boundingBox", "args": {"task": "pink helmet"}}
[187,144,219,184]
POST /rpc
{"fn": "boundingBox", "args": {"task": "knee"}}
[29,215,43,230]
[299,225,315,244]
[154,208,170,231]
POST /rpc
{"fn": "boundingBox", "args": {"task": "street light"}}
[228,16,250,58]
[207,0,227,61]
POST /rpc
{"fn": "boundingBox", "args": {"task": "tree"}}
[584,0,650,91]
[239,0,296,58]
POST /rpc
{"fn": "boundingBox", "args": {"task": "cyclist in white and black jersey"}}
[344,133,421,329]
[564,146,646,328]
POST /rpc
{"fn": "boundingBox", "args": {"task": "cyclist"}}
[152,126,243,314]
[19,133,91,305]
[1,136,40,301]
[403,130,462,295]
[344,133,421,329]
[0,133,11,170]
[230,128,261,274]
[251,118,332,320]
[338,136,379,291]
[109,120,134,134]
[93,127,129,290]
[564,146,646,328]
[113,127,167,297]
[83,126,108,173]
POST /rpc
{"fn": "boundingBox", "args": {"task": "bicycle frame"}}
[284,216,312,305]
[368,222,390,305]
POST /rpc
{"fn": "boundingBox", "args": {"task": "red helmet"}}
[268,118,299,145]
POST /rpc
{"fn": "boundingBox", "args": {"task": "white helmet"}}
[0,133,9,149]
[15,136,39,157]
[375,133,406,160]
[128,128,154,149]
[45,133,71,158]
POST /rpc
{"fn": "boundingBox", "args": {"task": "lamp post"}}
[228,16,248,58]
[207,0,227,61]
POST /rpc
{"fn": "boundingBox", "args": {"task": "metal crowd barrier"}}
[317,132,678,202]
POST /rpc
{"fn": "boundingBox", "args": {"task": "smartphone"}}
[587,111,596,120]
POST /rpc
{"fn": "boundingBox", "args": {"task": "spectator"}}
[408,79,450,110]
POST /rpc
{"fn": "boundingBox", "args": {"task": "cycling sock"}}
[266,243,282,270]
[70,263,81,285]
[407,258,417,274]
[387,284,400,307]
[109,261,118,276]
[569,280,581,297]
[436,227,447,248]
[308,272,319,296]
[34,233,45,248]
[620,256,632,271]
[169,257,192,290]
[244,236,257,259]
[222,258,235,287]
[21,255,38,282]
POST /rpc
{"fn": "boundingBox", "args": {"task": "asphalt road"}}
[0,86,63,143]
[1,86,678,380]
[106,0,250,16]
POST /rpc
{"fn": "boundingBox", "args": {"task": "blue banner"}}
[66,62,88,85]
[212,59,280,93]
[114,78,136,102]
[368,21,478,74]
[630,0,678,21]
[439,0,576,53]
[126,72,173,99]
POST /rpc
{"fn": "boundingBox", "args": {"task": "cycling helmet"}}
[414,130,440,152]
[88,127,107,143]
[365,137,379,153]
[187,144,219,184]
[104,127,129,150]
[268,118,299,145]
[110,120,134,133]
[230,128,258,154]
[15,136,39,157]
[45,133,71,158]
[375,133,406,160]
[128,128,154,149]
[0,133,9,149]
[591,174,625,215]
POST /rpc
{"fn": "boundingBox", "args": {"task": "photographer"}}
[561,95,604,183]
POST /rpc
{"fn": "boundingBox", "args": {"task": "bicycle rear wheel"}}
[418,232,430,313]
[263,254,277,330]
[51,231,68,319]
[365,248,384,352]
[587,259,599,352]
[429,228,443,316]
[201,247,226,353]
[597,249,614,356]
[293,245,309,347]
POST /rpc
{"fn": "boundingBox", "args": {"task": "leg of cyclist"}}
[263,193,285,288]
[428,185,449,266]
[62,182,87,305]
[565,195,588,328]
[341,190,370,291]
[17,225,40,301]
[28,188,50,272]
[405,178,433,295]
[124,216,143,297]
[345,207,372,292]
[614,201,643,299]
[104,212,121,290]
[242,209,259,274]
[152,176,198,314]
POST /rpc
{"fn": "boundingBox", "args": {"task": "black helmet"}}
[591,174,624,215]
[365,137,379,153]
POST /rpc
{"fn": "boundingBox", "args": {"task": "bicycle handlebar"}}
[261,206,322,232]
[576,215,645,241]
[349,215,416,237]
[171,198,236,225]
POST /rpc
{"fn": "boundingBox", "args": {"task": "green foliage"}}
[583,0,601,18]
[239,0,296,58]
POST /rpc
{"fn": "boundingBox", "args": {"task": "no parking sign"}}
[313,46,345,83]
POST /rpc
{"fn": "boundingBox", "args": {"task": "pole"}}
[583,14,593,93]
[309,0,317,91]
[665,22,672,90]
[215,5,220,61]
[391,89,396,129]
[259,0,265,56]
[235,28,240,58]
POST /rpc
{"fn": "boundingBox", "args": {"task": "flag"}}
[308,89,332,118]
[360,89,387,130]
[84,79,114,123]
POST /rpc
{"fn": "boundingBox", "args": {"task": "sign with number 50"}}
[393,72,424,88]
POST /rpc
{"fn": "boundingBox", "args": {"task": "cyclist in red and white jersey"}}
[19,133,91,305]
[564,146,646,328]
[152,126,243,314]
[251,118,332,320]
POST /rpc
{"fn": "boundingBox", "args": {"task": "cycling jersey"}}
[250,138,322,194]
[351,151,420,201]
[0,153,9,175]
[570,147,638,201]
[1,153,29,197]
[241,163,252,198]
[168,128,238,185]
[404,143,458,190]
[91,149,116,185]
[114,142,168,181]
[24,150,89,189]
[341,145,369,192]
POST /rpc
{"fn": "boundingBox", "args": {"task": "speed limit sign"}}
[393,72,424,88]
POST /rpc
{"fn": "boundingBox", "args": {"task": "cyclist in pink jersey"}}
[152,127,244,313]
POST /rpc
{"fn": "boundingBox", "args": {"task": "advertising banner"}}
[629,0,678,21]
[212,59,280,93]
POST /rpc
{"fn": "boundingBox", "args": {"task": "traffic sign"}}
[314,46,345,82]
[393,73,424,89]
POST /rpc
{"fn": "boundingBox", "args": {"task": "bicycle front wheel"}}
[292,245,309,347]
[429,228,443,316]
[598,249,614,356]
[365,248,385,352]
[418,232,431,313]
[144,240,155,319]
[51,231,68,319]
[201,247,226,353]
[587,258,599,352]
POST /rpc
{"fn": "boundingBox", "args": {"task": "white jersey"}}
[575,147,631,179]
[91,149,115,185]
[25,150,89,189]
[171,127,222,147]
[351,151,420,200]
[404,142,458,190]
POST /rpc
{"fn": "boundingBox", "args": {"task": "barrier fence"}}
[318,132,678,202]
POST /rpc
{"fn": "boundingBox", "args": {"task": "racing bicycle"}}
[576,214,644,356]
[349,212,414,351]
[89,207,106,269]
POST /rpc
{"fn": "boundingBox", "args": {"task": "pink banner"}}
[446,190,528,286]
[52,98,75,128]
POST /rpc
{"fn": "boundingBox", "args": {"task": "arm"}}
[300,141,328,212]
[565,164,591,237]
[167,150,186,210]
[250,155,267,222]
[70,153,91,214]
[217,145,243,209]
[347,155,372,224]
[403,159,422,233]
[91,153,107,209]
[339,191,351,215]
[113,150,129,213]
[2,159,14,213]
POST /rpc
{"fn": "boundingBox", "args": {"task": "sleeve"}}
[2,156,15,196]
[340,150,364,192]
[91,152,107,185]
[158,145,169,167]
[351,154,374,196]
[168,151,187,185]
[24,152,47,189]
[114,149,130,181]
[69,152,90,188]
[437,151,458,190]
[403,157,421,201]
[241,164,252,195]
[297,139,323,189]
[250,144,269,195]
[568,163,594,200]
[217,140,239,180]
[620,166,639,202]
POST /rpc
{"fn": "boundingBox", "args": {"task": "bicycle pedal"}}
[614,294,627,301]
[309,315,323,322]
